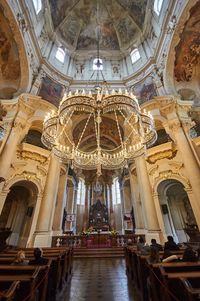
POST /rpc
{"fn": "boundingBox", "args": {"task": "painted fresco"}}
[132,77,157,104]
[174,2,200,82]
[73,116,124,150]
[117,0,147,28]
[49,0,78,28]
[38,76,63,107]
[0,7,20,98]
[48,0,148,51]
[60,13,80,47]
[115,17,138,48]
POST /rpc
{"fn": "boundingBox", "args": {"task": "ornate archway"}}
[157,179,197,242]
[0,180,39,247]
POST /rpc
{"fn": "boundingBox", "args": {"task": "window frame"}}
[93,58,103,71]
[130,48,141,64]
[76,179,85,205]
[55,47,66,64]
[32,0,42,14]
[153,0,164,15]
[112,178,121,205]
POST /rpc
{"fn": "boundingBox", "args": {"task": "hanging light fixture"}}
[41,1,157,176]
[42,89,156,176]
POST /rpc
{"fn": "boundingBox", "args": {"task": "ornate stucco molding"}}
[146,141,177,164]
[17,150,47,164]
[147,148,177,164]
[153,169,191,193]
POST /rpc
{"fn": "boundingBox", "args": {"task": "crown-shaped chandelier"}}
[41,0,157,176]
[42,87,157,176]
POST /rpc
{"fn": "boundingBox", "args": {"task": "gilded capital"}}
[168,119,181,133]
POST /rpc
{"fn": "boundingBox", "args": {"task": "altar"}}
[89,200,110,231]
[82,232,116,248]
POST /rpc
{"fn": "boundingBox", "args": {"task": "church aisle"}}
[60,258,140,301]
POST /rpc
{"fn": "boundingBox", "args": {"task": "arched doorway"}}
[0,181,38,247]
[157,179,197,242]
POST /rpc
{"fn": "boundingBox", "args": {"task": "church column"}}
[135,156,162,243]
[83,184,89,230]
[108,184,115,229]
[129,168,145,233]
[120,183,126,232]
[52,166,68,235]
[166,119,200,229]
[65,180,75,232]
[0,117,30,207]
[33,155,61,247]
[72,186,78,233]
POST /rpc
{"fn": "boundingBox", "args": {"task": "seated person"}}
[162,249,179,263]
[150,238,163,251]
[12,250,29,265]
[147,247,160,264]
[164,235,179,251]
[29,248,48,265]
[182,247,198,262]
[137,236,150,255]
[137,236,145,251]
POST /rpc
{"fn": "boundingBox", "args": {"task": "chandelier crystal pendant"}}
[42,88,157,176]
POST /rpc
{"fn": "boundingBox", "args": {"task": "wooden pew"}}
[0,247,73,301]
[124,247,185,301]
[0,264,50,301]
[180,278,200,301]
[0,266,42,301]
[149,262,200,301]
[0,281,19,301]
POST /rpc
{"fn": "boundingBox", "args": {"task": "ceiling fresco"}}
[48,0,148,52]
[0,6,21,98]
[174,1,200,82]
[73,116,124,151]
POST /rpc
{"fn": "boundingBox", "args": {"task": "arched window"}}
[112,178,121,205]
[76,179,86,205]
[154,0,163,15]
[32,0,42,14]
[93,58,103,70]
[130,48,140,64]
[55,47,65,64]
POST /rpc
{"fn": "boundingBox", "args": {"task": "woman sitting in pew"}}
[29,248,48,265]
[12,250,29,265]
[182,247,198,262]
[162,249,179,263]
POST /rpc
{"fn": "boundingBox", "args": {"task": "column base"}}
[145,230,164,245]
[33,231,52,247]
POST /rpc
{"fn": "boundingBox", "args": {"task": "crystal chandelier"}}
[42,87,157,176]
[42,0,157,176]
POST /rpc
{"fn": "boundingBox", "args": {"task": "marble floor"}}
[60,258,140,301]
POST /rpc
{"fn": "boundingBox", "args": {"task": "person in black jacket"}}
[29,248,48,265]
[150,238,163,251]
[164,235,179,251]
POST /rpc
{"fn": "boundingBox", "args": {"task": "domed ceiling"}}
[48,0,149,53]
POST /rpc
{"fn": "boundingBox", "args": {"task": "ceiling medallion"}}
[42,87,157,176]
